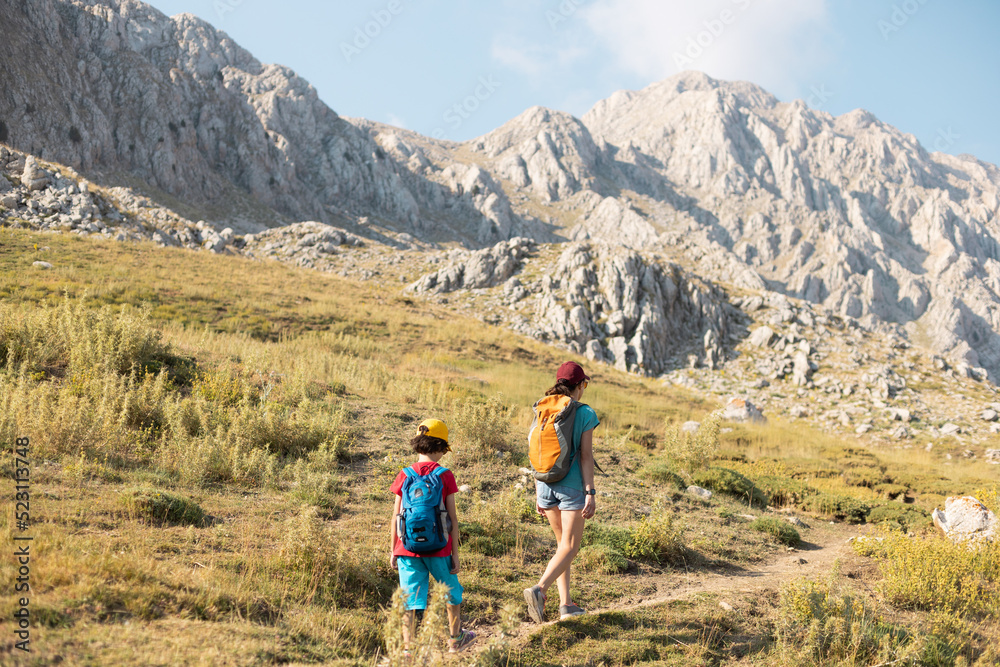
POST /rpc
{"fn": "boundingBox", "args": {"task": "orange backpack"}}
[528,395,580,483]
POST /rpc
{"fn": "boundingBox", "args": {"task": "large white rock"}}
[721,397,766,423]
[21,156,50,191]
[748,325,775,348]
[940,423,961,436]
[932,496,997,545]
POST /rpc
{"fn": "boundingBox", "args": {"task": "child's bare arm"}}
[446,493,461,573]
[390,495,401,566]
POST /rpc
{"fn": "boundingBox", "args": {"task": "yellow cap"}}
[418,418,449,443]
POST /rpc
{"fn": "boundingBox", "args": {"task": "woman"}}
[523,361,599,623]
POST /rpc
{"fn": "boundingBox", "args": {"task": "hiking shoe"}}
[559,604,586,620]
[523,585,546,623]
[448,630,476,653]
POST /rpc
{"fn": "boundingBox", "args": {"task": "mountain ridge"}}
[2,0,1000,381]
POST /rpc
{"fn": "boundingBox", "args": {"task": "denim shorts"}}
[535,480,585,511]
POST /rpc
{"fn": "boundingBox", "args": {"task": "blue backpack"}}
[397,466,452,553]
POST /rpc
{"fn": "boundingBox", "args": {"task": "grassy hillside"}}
[1,228,998,666]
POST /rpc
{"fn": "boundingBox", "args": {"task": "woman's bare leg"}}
[538,509,585,605]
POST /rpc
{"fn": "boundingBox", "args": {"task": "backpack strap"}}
[402,466,417,479]
[430,466,448,478]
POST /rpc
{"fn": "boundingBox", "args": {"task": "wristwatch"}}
[586,488,597,495]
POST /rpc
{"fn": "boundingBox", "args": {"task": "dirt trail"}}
[508,520,861,640]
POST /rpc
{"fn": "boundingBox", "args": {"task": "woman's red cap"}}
[556,361,590,384]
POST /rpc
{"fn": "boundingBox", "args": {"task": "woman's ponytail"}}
[544,378,580,397]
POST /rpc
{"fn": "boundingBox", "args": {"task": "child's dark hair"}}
[410,425,449,454]
[545,378,583,397]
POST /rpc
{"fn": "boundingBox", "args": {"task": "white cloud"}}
[580,0,832,97]
[491,35,588,79]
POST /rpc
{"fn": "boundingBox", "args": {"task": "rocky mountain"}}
[3,0,1000,385]
[378,75,1000,381]
[0,0,530,244]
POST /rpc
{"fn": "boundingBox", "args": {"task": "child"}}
[389,418,476,653]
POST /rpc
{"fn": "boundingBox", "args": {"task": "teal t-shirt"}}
[558,404,600,491]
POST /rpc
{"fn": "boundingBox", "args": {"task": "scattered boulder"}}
[32,261,53,269]
[789,405,809,419]
[981,409,998,422]
[687,485,712,500]
[458,485,472,493]
[985,450,1000,465]
[932,496,997,545]
[792,348,811,386]
[748,325,775,348]
[21,156,51,191]
[408,237,534,293]
[890,425,910,440]
[940,423,961,436]
[887,408,912,422]
[722,397,766,423]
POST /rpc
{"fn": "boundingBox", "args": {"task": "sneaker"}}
[559,604,586,620]
[523,585,546,623]
[448,630,477,653]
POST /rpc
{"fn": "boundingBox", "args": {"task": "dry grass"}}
[1,228,998,665]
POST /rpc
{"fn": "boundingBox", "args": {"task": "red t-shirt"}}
[391,461,458,558]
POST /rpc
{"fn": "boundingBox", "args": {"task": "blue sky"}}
[146,0,1000,166]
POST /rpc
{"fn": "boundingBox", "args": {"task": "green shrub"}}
[841,465,887,488]
[460,488,536,556]
[452,393,512,459]
[582,522,635,554]
[640,461,685,490]
[0,297,169,377]
[626,508,685,565]
[867,504,930,532]
[120,487,205,526]
[691,467,768,508]
[775,577,933,664]
[286,460,344,514]
[753,475,817,507]
[802,493,871,523]
[750,516,800,545]
[873,483,909,500]
[158,432,279,488]
[278,506,394,608]
[854,532,1000,619]
[660,411,722,479]
[576,544,629,574]
[583,511,685,565]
